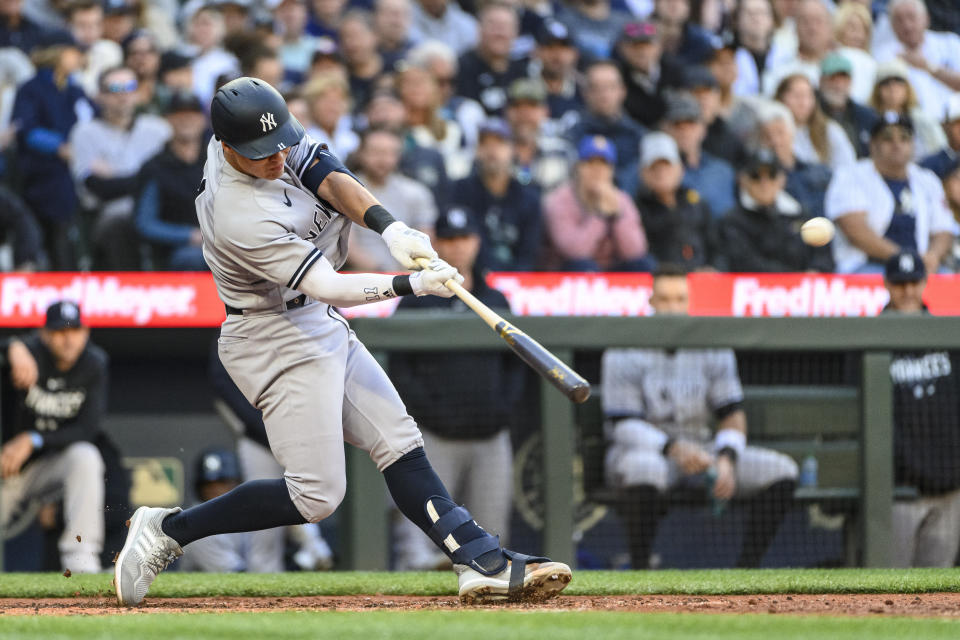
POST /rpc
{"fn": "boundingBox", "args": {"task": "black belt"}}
[225,294,308,316]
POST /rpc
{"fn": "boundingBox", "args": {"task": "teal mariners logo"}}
[513,433,607,534]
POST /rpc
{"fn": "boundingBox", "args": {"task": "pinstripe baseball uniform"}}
[602,348,797,495]
[196,134,423,522]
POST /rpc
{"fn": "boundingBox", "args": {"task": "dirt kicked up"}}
[2,594,960,617]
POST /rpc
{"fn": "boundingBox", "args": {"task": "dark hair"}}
[653,263,688,280]
[67,0,102,19]
[359,125,402,147]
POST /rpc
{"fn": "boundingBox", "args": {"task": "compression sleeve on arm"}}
[298,254,411,307]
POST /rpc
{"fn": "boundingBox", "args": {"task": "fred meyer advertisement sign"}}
[1,272,959,327]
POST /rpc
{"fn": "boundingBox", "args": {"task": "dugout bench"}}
[579,384,918,567]
[351,314,960,569]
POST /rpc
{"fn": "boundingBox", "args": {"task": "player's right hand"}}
[668,440,712,475]
[8,340,38,390]
[410,258,463,298]
[382,221,438,270]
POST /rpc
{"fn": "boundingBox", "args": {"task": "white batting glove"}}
[381,221,437,270]
[409,258,463,297]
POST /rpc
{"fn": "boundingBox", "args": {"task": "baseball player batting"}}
[114,78,571,606]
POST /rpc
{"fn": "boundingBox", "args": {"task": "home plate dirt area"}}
[2,594,959,617]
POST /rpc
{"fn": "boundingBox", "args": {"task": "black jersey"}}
[891,348,960,494]
[3,333,108,453]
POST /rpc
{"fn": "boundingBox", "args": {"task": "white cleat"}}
[455,552,572,605]
[114,506,183,607]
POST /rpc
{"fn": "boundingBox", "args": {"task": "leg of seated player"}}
[911,489,960,567]
[733,445,799,568]
[341,334,570,602]
[462,430,513,545]
[57,442,106,573]
[891,499,927,567]
[605,447,671,569]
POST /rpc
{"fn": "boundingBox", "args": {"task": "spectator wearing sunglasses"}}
[715,147,833,273]
[69,65,170,269]
[825,111,958,274]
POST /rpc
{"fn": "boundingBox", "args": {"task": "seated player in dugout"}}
[601,267,798,568]
[1,300,129,574]
[114,78,570,607]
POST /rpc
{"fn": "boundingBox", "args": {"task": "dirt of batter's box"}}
[2,594,960,617]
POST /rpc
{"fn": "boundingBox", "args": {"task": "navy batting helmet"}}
[211,77,304,160]
[195,448,242,486]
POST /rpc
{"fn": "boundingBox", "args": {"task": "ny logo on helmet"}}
[260,112,277,132]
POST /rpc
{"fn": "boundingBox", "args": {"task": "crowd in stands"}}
[1,0,960,275]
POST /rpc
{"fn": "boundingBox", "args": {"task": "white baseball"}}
[800,217,835,247]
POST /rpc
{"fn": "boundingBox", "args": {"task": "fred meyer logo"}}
[0,276,198,325]
[731,277,889,317]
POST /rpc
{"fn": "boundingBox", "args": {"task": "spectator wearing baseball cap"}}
[818,52,880,159]
[565,60,647,196]
[825,110,958,274]
[869,59,947,162]
[542,135,651,272]
[531,20,583,127]
[683,65,745,166]
[449,118,542,271]
[661,92,736,219]
[553,0,632,60]
[616,20,684,129]
[134,91,208,270]
[881,249,960,569]
[920,95,960,179]
[634,132,715,270]
[505,78,573,193]
[715,147,834,273]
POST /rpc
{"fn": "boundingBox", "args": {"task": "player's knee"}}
[294,476,346,523]
[62,442,105,476]
[605,448,668,490]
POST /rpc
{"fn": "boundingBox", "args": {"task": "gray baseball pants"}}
[217,302,423,523]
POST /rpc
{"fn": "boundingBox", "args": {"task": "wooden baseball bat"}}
[415,258,591,404]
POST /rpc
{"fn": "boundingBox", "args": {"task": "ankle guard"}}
[425,497,505,575]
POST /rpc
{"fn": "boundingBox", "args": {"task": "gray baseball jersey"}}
[197,134,422,523]
[602,348,744,442]
[196,134,353,312]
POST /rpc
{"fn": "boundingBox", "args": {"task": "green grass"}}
[1,610,960,640]
[1,568,959,599]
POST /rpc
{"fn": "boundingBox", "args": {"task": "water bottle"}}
[800,453,819,488]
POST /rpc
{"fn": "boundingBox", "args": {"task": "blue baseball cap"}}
[478,117,512,142]
[45,300,84,330]
[884,250,926,283]
[435,205,480,238]
[578,135,616,164]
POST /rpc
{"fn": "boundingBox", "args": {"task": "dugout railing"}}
[346,313,960,570]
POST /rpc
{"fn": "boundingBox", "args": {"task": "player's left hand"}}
[410,258,463,297]
[382,221,438,270]
[1,432,34,478]
[713,455,736,501]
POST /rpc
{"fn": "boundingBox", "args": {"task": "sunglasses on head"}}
[747,168,782,181]
[879,129,911,143]
[105,79,138,93]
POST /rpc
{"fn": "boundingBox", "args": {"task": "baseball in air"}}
[800,217,835,247]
